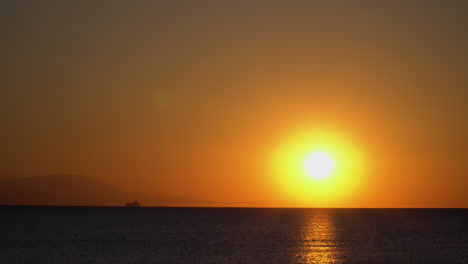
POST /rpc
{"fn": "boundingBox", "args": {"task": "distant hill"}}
[0,174,215,207]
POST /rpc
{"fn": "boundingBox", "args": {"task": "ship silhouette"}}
[125,201,141,207]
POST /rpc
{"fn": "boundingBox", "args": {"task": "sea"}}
[0,206,466,264]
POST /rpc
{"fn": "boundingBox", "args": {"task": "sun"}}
[304,151,335,179]
[268,128,367,206]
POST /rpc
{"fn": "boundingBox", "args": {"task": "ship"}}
[125,201,141,207]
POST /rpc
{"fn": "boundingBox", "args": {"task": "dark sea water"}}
[0,207,467,264]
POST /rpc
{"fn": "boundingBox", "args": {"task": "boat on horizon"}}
[125,201,141,207]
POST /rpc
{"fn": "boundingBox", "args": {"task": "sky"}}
[1,0,467,207]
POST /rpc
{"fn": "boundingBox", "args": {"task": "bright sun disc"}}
[304,152,335,179]
[269,129,367,206]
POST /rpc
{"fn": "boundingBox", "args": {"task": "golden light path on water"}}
[300,210,340,264]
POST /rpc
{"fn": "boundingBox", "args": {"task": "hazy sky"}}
[1,0,467,207]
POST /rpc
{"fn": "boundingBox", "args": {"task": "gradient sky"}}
[1,0,467,207]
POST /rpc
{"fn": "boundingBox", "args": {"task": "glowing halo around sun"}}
[268,129,367,207]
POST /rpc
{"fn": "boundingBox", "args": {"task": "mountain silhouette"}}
[0,174,214,207]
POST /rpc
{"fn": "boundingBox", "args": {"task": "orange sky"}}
[0,0,467,207]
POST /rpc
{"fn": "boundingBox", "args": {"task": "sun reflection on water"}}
[299,210,340,264]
